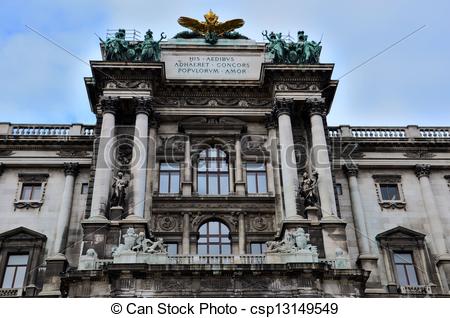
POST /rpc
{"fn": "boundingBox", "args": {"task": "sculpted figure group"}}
[101,29,166,62]
[266,227,318,254]
[263,30,322,64]
[112,227,167,257]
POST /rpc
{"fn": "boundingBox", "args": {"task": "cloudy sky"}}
[1,0,449,126]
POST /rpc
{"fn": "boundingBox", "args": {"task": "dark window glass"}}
[166,243,178,256]
[81,183,89,194]
[250,242,267,254]
[380,183,400,201]
[159,163,180,194]
[20,184,42,201]
[246,163,267,193]
[2,254,29,288]
[335,183,343,195]
[197,221,231,255]
[394,252,419,286]
[197,148,229,195]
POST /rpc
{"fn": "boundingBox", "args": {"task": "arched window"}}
[197,221,231,255]
[198,148,229,195]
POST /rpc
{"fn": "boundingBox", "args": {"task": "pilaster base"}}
[39,254,68,297]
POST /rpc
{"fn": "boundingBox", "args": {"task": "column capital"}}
[133,96,153,116]
[100,96,119,115]
[415,164,431,178]
[63,162,79,177]
[343,164,359,177]
[305,97,327,117]
[273,98,294,117]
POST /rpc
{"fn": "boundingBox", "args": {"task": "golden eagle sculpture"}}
[177,10,245,44]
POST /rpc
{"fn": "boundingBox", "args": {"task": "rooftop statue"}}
[263,30,322,64]
[100,29,165,62]
[176,10,247,44]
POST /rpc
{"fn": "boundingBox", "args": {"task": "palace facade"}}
[0,17,449,297]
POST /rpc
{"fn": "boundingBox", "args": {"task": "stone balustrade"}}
[0,123,95,137]
[328,125,450,139]
[399,285,432,295]
[0,288,23,298]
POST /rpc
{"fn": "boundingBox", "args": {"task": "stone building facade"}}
[0,26,449,298]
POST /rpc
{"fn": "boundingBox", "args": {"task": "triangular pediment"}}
[376,226,425,241]
[0,226,47,241]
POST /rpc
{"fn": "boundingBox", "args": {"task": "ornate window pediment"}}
[372,175,406,210]
[14,174,49,211]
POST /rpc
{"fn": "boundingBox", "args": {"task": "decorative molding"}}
[250,215,269,231]
[372,175,401,183]
[157,135,186,154]
[305,97,327,117]
[63,162,80,177]
[403,151,436,159]
[100,96,119,115]
[415,164,431,178]
[14,173,49,211]
[372,175,406,211]
[105,80,150,90]
[133,96,152,115]
[272,98,293,118]
[343,164,359,177]
[0,150,14,156]
[18,173,49,182]
[57,149,90,157]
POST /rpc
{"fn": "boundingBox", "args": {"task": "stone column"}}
[235,137,246,195]
[266,117,284,224]
[144,121,158,220]
[273,99,298,219]
[52,163,79,255]
[415,164,450,292]
[238,213,246,255]
[344,164,370,254]
[182,212,190,255]
[415,164,447,255]
[129,97,151,219]
[90,97,118,219]
[182,135,192,196]
[306,97,337,218]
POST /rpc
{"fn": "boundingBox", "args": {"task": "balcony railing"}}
[0,123,95,137]
[329,125,450,139]
[0,288,23,298]
[167,254,266,265]
[399,285,432,295]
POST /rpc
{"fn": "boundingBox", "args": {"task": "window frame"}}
[14,174,48,210]
[197,220,231,255]
[393,251,419,287]
[1,254,30,289]
[249,242,267,254]
[197,148,229,195]
[373,175,406,210]
[245,162,268,194]
[158,162,181,194]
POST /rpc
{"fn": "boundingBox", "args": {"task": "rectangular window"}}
[159,163,180,194]
[380,183,400,201]
[81,183,89,194]
[2,254,29,288]
[20,183,42,201]
[246,163,267,194]
[335,183,343,195]
[394,252,419,286]
[166,243,178,256]
[250,242,267,254]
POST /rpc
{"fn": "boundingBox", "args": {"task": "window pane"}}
[199,224,207,235]
[198,160,207,172]
[208,175,218,194]
[1,267,15,288]
[198,174,207,194]
[380,184,400,200]
[395,264,408,286]
[219,161,228,171]
[159,174,169,193]
[170,174,180,193]
[247,174,257,193]
[220,223,229,234]
[209,245,220,255]
[250,243,261,254]
[219,175,229,194]
[218,150,226,158]
[198,245,207,255]
[257,174,267,193]
[31,186,42,201]
[221,245,231,255]
[13,267,27,288]
[81,183,89,194]
[209,160,218,171]
[167,243,178,256]
[209,222,219,234]
[209,148,217,157]
[209,236,220,243]
[247,163,265,171]
[160,163,179,171]
[8,255,29,266]
[394,252,412,264]
[21,185,32,200]
[406,265,419,286]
